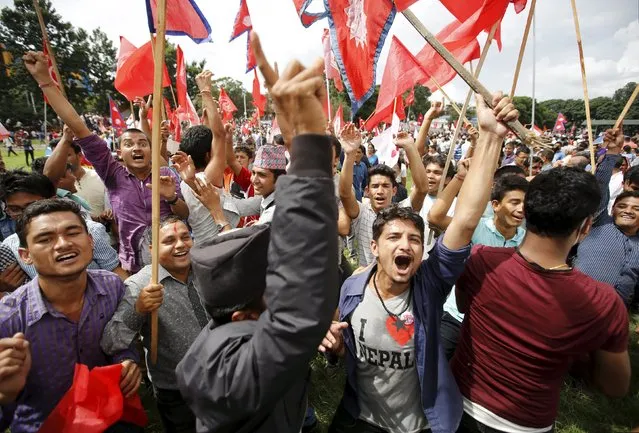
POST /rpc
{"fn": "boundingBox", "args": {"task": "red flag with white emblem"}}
[230,0,252,41]
[218,88,238,121]
[322,29,344,92]
[326,0,396,114]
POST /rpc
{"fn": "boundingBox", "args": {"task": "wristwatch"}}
[166,193,179,205]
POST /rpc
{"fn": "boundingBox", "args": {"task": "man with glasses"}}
[0,170,125,281]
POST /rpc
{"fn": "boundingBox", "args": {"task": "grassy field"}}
[1,146,46,171]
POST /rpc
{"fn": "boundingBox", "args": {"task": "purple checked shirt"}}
[76,134,182,273]
[0,270,137,433]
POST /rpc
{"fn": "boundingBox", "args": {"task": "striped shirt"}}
[576,154,639,304]
[2,219,120,280]
[0,270,137,433]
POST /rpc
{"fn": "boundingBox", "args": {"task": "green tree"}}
[211,76,252,120]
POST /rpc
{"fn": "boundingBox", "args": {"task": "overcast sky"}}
[2,0,637,106]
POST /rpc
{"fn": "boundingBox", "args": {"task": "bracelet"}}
[38,81,55,89]
[166,194,179,205]
[199,90,212,95]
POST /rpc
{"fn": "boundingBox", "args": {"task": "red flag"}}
[326,0,396,114]
[114,37,171,101]
[230,0,252,41]
[146,0,212,43]
[292,0,328,27]
[176,45,187,108]
[246,31,257,72]
[364,96,405,131]
[252,69,266,117]
[405,87,415,106]
[176,94,200,126]
[333,104,344,135]
[553,113,566,132]
[375,36,429,117]
[163,97,173,123]
[109,98,126,135]
[416,20,481,92]
[322,29,344,92]
[218,88,238,121]
[393,0,419,11]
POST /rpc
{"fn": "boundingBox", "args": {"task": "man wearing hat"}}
[226,143,288,225]
[175,38,338,433]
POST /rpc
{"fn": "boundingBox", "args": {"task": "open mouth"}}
[56,252,79,263]
[132,154,144,161]
[173,251,188,257]
[394,255,412,272]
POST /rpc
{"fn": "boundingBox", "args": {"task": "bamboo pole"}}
[614,83,639,129]
[430,77,471,127]
[437,24,498,195]
[402,9,540,147]
[510,0,537,97]
[149,33,167,122]
[569,0,595,174]
[149,0,167,366]
[33,0,66,99]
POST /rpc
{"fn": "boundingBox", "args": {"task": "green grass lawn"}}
[1,147,46,171]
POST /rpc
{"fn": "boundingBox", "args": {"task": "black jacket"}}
[176,134,338,433]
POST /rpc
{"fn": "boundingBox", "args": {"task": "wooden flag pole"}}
[614,83,639,129]
[437,23,498,195]
[326,74,333,122]
[33,0,66,99]
[430,77,472,127]
[149,33,168,122]
[402,9,546,148]
[510,0,537,97]
[149,0,167,366]
[569,0,595,174]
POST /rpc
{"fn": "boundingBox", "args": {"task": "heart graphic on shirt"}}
[386,316,414,346]
[391,148,398,158]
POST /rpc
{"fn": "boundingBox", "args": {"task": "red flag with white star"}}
[326,0,396,115]
[230,0,252,42]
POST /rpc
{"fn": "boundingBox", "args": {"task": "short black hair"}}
[623,165,639,186]
[0,170,56,202]
[540,149,554,162]
[372,205,425,243]
[234,145,254,160]
[49,138,81,154]
[524,167,600,238]
[16,198,87,247]
[368,164,397,188]
[179,125,213,170]
[208,297,265,325]
[615,157,627,169]
[328,135,342,158]
[31,157,48,175]
[118,128,148,149]
[271,169,286,182]
[532,156,543,165]
[273,135,284,146]
[613,190,639,206]
[491,175,529,202]
[423,154,455,179]
[494,165,526,180]
[516,146,531,156]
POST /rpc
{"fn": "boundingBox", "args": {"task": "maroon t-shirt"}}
[451,246,628,428]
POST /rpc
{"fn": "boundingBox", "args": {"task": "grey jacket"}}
[176,134,338,433]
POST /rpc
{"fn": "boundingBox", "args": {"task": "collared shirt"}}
[501,154,515,166]
[2,219,119,280]
[76,134,183,273]
[0,270,137,433]
[227,193,276,225]
[444,217,526,322]
[56,188,92,212]
[181,174,241,247]
[101,265,208,390]
[576,154,639,304]
[352,198,412,267]
[338,237,471,433]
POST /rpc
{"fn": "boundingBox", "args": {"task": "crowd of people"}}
[0,34,636,433]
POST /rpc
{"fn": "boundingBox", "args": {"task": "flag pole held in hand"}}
[401,9,549,149]
[614,83,639,130]
[32,0,66,99]
[149,0,167,366]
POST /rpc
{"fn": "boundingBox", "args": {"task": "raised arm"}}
[428,158,469,231]
[396,132,428,212]
[443,93,518,251]
[43,125,74,185]
[197,71,226,188]
[225,123,243,176]
[176,41,336,418]
[339,124,362,219]
[416,100,443,157]
[134,96,153,141]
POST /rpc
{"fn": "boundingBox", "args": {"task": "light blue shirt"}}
[444,217,526,322]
